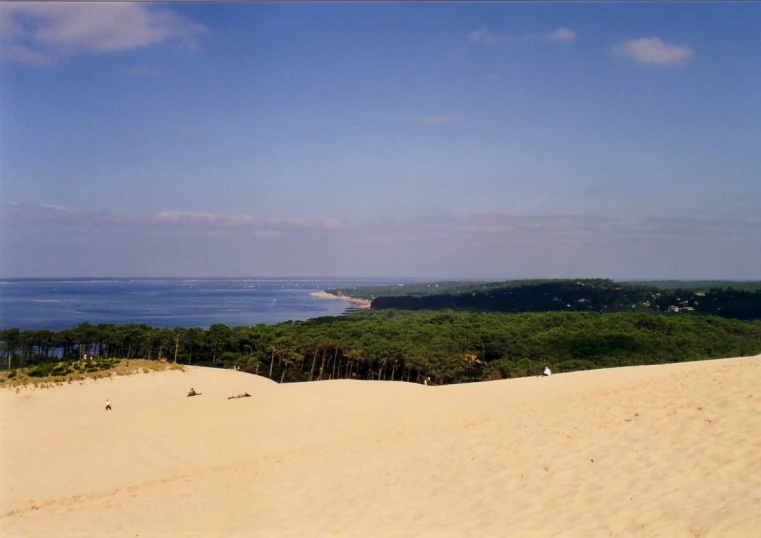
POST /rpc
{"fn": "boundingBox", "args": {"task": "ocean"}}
[0,278,397,331]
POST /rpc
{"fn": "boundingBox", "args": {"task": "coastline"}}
[3,279,383,330]
[310,291,372,309]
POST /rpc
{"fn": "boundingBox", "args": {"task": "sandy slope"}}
[2,356,760,538]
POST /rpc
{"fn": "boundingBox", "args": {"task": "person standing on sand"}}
[105,399,112,411]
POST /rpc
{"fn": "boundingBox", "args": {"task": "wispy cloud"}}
[0,204,345,238]
[150,210,344,234]
[547,27,576,43]
[6,203,760,250]
[366,214,627,246]
[0,203,137,228]
[122,65,160,77]
[421,116,461,126]
[0,3,206,67]
[344,213,761,250]
[2,44,56,67]
[612,37,693,66]
[468,28,508,45]
[177,125,203,139]
[469,27,575,46]
[4,204,759,278]
[639,216,761,239]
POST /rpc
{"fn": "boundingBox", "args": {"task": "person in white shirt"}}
[543,366,552,377]
[105,399,112,411]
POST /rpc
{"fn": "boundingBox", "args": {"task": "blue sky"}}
[1,2,760,279]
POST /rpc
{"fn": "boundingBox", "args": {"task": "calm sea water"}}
[0,278,397,331]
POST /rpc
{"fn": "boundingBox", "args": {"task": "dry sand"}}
[2,356,761,538]
[310,291,372,309]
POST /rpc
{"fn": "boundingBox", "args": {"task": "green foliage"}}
[27,362,57,378]
[24,358,117,378]
[3,311,760,386]
[556,359,599,373]
[483,358,518,379]
[0,359,183,388]
[631,280,761,292]
[330,279,761,321]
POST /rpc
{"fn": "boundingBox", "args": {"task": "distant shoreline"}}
[310,291,371,309]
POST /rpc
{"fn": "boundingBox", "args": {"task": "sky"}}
[1,2,760,279]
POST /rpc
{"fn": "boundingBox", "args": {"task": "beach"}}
[310,291,372,309]
[2,355,760,537]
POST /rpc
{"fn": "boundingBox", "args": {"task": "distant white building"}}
[668,305,680,313]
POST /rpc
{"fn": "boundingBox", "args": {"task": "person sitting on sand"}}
[105,399,112,411]
[187,388,202,397]
[227,392,251,399]
[543,366,552,377]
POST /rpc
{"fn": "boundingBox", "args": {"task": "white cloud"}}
[612,37,693,66]
[177,126,203,139]
[421,116,461,126]
[0,3,206,66]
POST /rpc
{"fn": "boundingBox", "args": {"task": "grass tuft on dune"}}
[0,358,185,390]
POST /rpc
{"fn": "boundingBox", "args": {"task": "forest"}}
[624,280,761,292]
[2,310,760,385]
[330,279,761,320]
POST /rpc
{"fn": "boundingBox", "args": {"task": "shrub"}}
[51,364,73,376]
[27,363,56,378]
[483,358,517,380]
[557,359,598,373]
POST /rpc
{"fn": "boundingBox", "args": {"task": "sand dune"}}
[2,356,761,537]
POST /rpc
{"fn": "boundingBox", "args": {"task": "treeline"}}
[328,279,622,301]
[2,311,760,385]
[360,280,761,320]
[327,280,507,300]
[626,280,761,292]
[329,279,661,301]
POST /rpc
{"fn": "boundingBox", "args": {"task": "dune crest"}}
[2,357,760,537]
